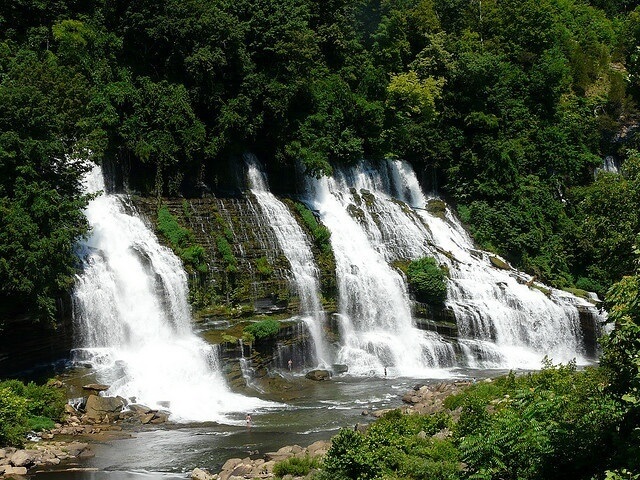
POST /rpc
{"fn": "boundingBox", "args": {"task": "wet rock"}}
[63,442,90,457]
[489,255,510,270]
[230,463,254,477]
[371,408,394,418]
[305,369,331,381]
[4,465,28,475]
[128,403,151,415]
[331,364,348,374]
[221,458,242,472]
[140,413,155,424]
[150,412,169,424]
[82,384,110,396]
[84,395,124,421]
[10,450,36,467]
[192,467,217,480]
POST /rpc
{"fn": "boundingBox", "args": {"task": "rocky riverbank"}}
[0,441,93,477]
[0,382,173,478]
[190,440,331,480]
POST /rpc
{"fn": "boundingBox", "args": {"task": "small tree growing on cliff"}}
[406,257,448,305]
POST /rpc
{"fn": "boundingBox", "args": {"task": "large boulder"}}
[331,364,348,374]
[305,369,331,381]
[192,467,217,480]
[84,394,125,421]
[4,466,28,475]
[10,450,36,467]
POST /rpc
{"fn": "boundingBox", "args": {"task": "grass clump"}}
[157,205,207,273]
[273,456,322,478]
[255,256,273,277]
[215,234,238,273]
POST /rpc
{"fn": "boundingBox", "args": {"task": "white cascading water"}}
[303,168,456,377]
[245,155,329,367]
[303,159,602,373]
[73,165,273,423]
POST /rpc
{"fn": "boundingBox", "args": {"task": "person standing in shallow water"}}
[246,413,252,427]
[288,359,292,371]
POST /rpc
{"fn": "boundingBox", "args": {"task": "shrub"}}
[406,257,447,304]
[157,205,207,273]
[157,205,193,248]
[244,319,280,340]
[255,256,273,276]
[273,456,322,477]
[0,379,65,446]
[320,412,458,480]
[215,235,238,273]
[294,202,332,254]
[23,381,66,419]
[0,386,28,446]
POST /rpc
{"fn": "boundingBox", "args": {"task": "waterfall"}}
[380,159,601,368]
[303,167,456,377]
[302,159,602,373]
[73,165,272,423]
[245,155,329,367]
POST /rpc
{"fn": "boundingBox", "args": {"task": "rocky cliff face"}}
[135,196,296,317]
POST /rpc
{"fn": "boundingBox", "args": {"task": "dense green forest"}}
[2,0,640,318]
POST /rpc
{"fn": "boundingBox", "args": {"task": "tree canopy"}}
[3,0,640,318]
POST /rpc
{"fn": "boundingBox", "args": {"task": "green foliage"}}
[292,201,337,297]
[0,44,92,320]
[27,415,55,431]
[601,272,640,397]
[318,358,640,480]
[294,203,332,254]
[406,257,448,304]
[320,410,458,480]
[273,456,322,478]
[0,386,28,446]
[157,206,194,249]
[452,363,630,480]
[244,319,280,340]
[2,0,640,335]
[570,153,640,294]
[215,234,238,274]
[0,379,65,446]
[156,205,207,273]
[221,334,238,344]
[255,256,273,277]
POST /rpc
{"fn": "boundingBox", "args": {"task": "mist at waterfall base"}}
[72,165,274,423]
[300,159,602,376]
